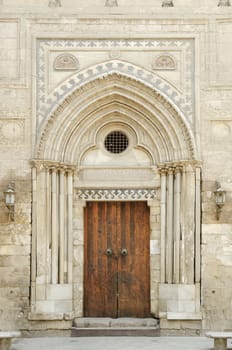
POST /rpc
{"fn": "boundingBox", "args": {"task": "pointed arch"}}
[35,69,197,164]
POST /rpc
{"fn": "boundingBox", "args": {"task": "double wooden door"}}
[84,201,150,318]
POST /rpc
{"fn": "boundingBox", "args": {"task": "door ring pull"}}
[106,248,113,256]
[120,248,128,256]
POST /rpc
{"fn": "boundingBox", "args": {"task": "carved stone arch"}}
[36,60,195,152]
[35,71,197,163]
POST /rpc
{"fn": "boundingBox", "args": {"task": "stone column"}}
[30,160,76,317]
[180,163,196,284]
[67,170,73,284]
[166,167,174,284]
[36,165,48,284]
[59,168,65,284]
[51,167,58,284]
[45,166,51,284]
[173,166,182,284]
[31,165,37,312]
[195,166,201,284]
[160,168,167,283]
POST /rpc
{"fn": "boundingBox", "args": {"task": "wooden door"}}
[84,201,150,318]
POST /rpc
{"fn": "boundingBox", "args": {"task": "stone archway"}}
[29,64,201,325]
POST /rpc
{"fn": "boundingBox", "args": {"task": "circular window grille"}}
[104,131,129,154]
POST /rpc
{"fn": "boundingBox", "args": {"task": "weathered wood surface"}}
[84,201,150,318]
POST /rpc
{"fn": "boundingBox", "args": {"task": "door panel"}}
[84,201,150,318]
[117,202,150,317]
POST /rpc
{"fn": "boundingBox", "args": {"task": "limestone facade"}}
[0,0,232,335]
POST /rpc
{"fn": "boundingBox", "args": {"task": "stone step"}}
[71,327,160,337]
[73,317,159,328]
[72,318,160,337]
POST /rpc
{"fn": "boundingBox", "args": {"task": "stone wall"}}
[0,0,232,334]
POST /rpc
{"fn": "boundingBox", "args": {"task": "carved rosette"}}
[162,0,174,6]
[105,0,118,6]
[0,119,25,145]
[48,0,61,7]
[54,54,79,71]
[152,54,176,70]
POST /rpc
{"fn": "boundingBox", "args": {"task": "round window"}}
[104,131,129,154]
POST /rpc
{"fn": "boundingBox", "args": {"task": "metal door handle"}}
[105,248,113,256]
[120,248,128,256]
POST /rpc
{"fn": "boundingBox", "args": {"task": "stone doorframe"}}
[30,38,202,324]
[72,160,202,321]
[29,160,202,323]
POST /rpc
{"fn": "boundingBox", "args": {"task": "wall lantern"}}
[214,182,226,220]
[3,183,15,221]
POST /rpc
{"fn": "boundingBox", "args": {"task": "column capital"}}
[31,159,76,173]
[167,166,175,175]
[158,160,202,170]
[158,167,168,175]
[174,165,182,174]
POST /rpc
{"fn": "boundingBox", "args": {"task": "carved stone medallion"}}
[152,54,176,70]
[105,0,118,6]
[54,54,79,71]
[48,0,61,8]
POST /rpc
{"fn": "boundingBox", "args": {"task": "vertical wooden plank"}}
[105,201,117,317]
[118,202,150,317]
[84,202,118,317]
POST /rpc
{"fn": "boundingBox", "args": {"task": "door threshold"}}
[71,327,160,337]
[72,317,160,336]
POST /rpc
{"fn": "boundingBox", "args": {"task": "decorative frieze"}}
[31,159,76,173]
[36,38,195,134]
[76,188,157,201]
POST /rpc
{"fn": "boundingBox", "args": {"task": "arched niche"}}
[30,63,201,324]
[35,72,196,164]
